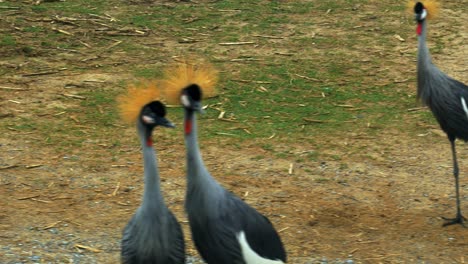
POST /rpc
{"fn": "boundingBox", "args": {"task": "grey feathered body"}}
[121,207,185,264]
[184,111,286,264]
[186,186,286,264]
[417,19,468,141]
[121,121,185,264]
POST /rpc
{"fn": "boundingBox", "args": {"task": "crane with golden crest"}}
[411,0,468,226]
[162,60,287,263]
[117,81,186,263]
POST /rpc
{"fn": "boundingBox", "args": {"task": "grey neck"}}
[137,121,165,212]
[184,110,224,200]
[416,19,446,102]
[417,20,432,70]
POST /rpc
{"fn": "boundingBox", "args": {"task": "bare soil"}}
[1,1,467,263]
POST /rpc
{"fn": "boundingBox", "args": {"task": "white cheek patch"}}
[236,231,284,264]
[181,94,191,108]
[460,97,468,120]
[142,115,154,124]
[421,9,427,20]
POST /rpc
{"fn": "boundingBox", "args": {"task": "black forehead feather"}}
[184,84,202,101]
[146,101,166,117]
[414,2,424,14]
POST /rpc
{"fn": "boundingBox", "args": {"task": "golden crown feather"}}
[117,80,162,123]
[161,60,218,105]
[407,0,440,19]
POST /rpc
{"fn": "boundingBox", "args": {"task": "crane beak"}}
[160,117,175,128]
[142,115,175,128]
[150,115,175,128]
[192,101,205,114]
[181,94,205,114]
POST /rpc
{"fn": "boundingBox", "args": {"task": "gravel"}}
[0,227,356,264]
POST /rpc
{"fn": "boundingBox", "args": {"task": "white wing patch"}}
[461,97,468,120]
[236,231,284,264]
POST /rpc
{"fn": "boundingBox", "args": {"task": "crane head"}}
[161,60,218,107]
[410,1,439,22]
[411,1,440,35]
[414,2,427,22]
[140,101,175,128]
[181,84,204,113]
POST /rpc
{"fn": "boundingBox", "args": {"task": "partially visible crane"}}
[118,83,186,263]
[413,1,467,226]
[163,62,287,263]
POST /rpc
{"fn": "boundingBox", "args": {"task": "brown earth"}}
[0,0,467,263]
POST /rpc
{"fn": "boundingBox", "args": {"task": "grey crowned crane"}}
[413,1,467,226]
[118,83,186,263]
[162,62,287,264]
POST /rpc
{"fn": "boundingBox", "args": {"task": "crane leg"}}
[442,140,466,227]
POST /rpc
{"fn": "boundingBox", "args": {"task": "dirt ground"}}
[1,1,467,263]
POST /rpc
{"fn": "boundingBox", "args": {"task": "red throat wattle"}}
[185,119,192,135]
[146,137,153,147]
[416,23,422,36]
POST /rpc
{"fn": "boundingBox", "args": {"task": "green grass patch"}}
[133,68,163,79]
[32,0,107,15]
[78,90,119,127]
[1,35,16,46]
[1,0,447,160]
